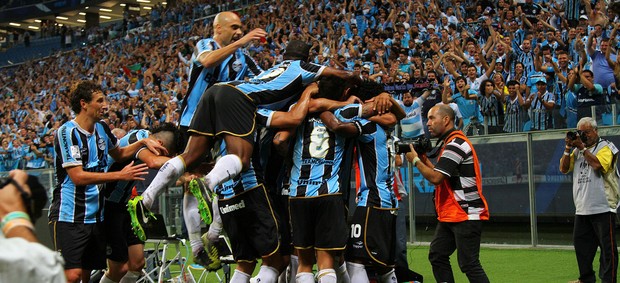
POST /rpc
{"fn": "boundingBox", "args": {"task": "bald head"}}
[427,104,455,137]
[431,104,455,122]
[213,11,243,47]
[213,11,240,28]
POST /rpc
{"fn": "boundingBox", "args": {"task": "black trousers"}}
[429,221,489,283]
[574,212,618,283]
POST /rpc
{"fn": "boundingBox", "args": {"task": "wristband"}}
[413,157,421,166]
[0,211,30,230]
[563,151,570,156]
[2,218,34,235]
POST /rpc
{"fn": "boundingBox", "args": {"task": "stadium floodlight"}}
[100,15,111,19]
[137,0,150,3]
[34,19,41,23]
[143,6,152,9]
[56,16,68,20]
[28,26,39,30]
[79,12,86,15]
[77,19,86,23]
[120,3,126,6]
[100,8,113,12]
[162,2,167,4]
[9,23,21,27]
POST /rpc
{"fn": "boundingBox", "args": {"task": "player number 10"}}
[350,224,362,238]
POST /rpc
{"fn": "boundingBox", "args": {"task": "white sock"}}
[99,274,117,283]
[289,255,299,281]
[254,265,279,283]
[183,193,203,254]
[207,198,223,242]
[119,271,141,283]
[317,269,337,283]
[142,156,186,209]
[346,262,369,283]
[337,262,350,283]
[295,272,315,283]
[205,154,243,191]
[230,269,251,283]
[379,268,397,283]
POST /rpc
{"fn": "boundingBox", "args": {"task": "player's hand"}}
[119,161,149,181]
[143,137,168,156]
[239,28,268,45]
[372,92,393,115]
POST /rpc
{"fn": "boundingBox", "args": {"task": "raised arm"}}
[198,29,267,68]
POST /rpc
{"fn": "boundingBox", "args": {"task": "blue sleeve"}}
[136,129,149,141]
[56,125,82,168]
[357,118,375,143]
[334,104,363,122]
[594,84,603,94]
[256,108,275,127]
[299,61,326,84]
[193,38,215,63]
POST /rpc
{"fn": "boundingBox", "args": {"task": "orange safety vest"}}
[435,130,489,222]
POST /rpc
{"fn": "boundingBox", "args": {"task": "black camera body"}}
[567,130,587,143]
[396,137,432,154]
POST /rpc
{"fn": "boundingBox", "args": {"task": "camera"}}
[566,130,587,143]
[0,175,48,221]
[396,137,432,154]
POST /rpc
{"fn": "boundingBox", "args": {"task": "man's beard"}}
[404,101,413,107]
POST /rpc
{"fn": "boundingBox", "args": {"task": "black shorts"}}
[289,194,348,250]
[345,206,397,267]
[219,185,280,262]
[269,190,293,256]
[104,201,144,262]
[189,84,256,144]
[49,221,107,270]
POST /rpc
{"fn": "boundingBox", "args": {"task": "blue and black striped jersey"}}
[335,104,398,209]
[225,60,325,110]
[180,38,262,127]
[49,120,118,223]
[289,113,347,197]
[105,129,150,204]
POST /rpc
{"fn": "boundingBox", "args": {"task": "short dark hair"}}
[506,80,520,87]
[349,79,385,101]
[70,81,102,114]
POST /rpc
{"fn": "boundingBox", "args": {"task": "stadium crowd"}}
[0,0,619,168]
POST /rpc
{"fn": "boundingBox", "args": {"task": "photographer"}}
[405,104,490,283]
[559,117,619,283]
[0,170,65,282]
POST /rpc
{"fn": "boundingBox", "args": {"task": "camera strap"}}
[427,128,457,158]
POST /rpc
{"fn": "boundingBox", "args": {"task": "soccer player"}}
[48,81,165,283]
[101,123,180,283]
[143,10,265,268]
[332,82,403,283]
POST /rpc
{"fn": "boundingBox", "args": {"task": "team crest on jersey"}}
[232,59,243,73]
[97,138,106,150]
[70,145,81,159]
